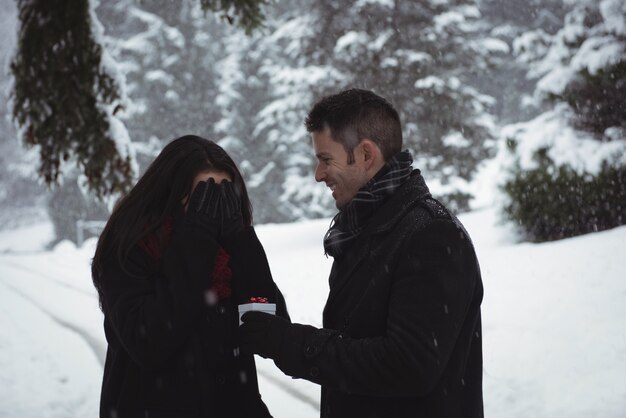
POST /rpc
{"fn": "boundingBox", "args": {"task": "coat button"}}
[309,367,320,377]
[216,376,226,385]
[217,306,226,314]
[305,345,317,355]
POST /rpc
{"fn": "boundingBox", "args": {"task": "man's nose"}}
[314,164,325,183]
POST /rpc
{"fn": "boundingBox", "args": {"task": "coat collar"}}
[336,169,431,258]
[363,169,431,237]
[324,170,431,314]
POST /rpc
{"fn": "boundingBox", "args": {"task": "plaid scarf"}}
[323,150,414,258]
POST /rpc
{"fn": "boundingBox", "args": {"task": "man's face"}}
[312,128,370,210]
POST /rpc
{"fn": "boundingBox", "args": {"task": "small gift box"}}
[238,297,276,325]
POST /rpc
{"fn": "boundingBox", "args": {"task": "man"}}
[239,89,484,418]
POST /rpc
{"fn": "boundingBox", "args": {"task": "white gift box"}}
[238,303,276,325]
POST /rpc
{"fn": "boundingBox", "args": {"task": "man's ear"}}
[360,139,383,171]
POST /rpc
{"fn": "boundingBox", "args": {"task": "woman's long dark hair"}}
[91,135,253,311]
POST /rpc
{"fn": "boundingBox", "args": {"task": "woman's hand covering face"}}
[219,181,244,238]
[184,178,244,240]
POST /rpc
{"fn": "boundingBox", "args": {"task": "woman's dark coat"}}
[99,218,285,418]
[275,171,484,418]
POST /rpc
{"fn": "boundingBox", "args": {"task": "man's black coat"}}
[275,171,484,418]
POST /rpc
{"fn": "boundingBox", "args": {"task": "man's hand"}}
[238,311,290,359]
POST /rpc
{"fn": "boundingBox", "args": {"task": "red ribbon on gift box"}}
[248,297,268,303]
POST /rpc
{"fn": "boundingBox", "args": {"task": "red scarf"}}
[138,217,232,301]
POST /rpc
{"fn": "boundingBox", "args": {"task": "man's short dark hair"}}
[304,88,403,163]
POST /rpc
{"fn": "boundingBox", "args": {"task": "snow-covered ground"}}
[1,208,625,418]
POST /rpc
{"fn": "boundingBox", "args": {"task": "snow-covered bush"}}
[502,138,626,242]
[499,106,626,241]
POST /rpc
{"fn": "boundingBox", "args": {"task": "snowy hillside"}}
[1,208,625,418]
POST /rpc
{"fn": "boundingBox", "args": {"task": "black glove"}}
[219,180,244,239]
[184,179,221,237]
[238,311,290,359]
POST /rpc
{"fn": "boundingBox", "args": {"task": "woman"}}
[92,135,288,418]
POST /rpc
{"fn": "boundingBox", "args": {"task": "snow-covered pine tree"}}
[216,0,507,220]
[214,30,285,223]
[11,0,269,202]
[199,0,269,34]
[215,1,341,223]
[11,0,135,198]
[282,0,503,210]
[96,0,230,164]
[538,0,626,134]
[499,0,626,242]
[249,7,345,222]
[475,0,567,123]
[0,0,48,228]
